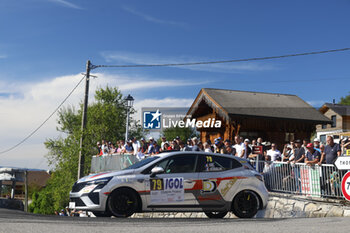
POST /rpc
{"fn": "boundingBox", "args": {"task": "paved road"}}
[0,208,349,233]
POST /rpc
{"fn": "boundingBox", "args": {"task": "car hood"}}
[78,169,135,183]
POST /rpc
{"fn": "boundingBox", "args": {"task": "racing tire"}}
[204,211,228,219]
[232,190,259,218]
[108,188,139,218]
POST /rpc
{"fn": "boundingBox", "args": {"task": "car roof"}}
[155,151,246,161]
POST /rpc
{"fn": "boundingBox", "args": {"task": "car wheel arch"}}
[107,186,143,212]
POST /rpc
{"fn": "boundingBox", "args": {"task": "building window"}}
[320,135,326,144]
[331,115,336,128]
[322,124,327,129]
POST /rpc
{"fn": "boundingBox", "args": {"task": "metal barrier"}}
[90,153,138,173]
[250,160,345,199]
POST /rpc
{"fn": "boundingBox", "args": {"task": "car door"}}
[196,154,243,209]
[144,154,199,210]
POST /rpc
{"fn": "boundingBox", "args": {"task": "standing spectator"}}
[266,143,281,161]
[251,139,257,147]
[198,142,204,151]
[131,137,141,156]
[244,139,252,159]
[179,141,186,151]
[233,135,246,158]
[319,136,341,165]
[292,139,305,163]
[149,141,160,155]
[140,138,148,153]
[124,140,133,153]
[96,142,102,155]
[319,136,341,196]
[172,140,180,151]
[186,139,193,149]
[313,138,321,152]
[214,138,224,153]
[305,143,321,166]
[225,145,235,156]
[223,139,233,154]
[302,139,309,152]
[161,136,167,151]
[282,144,294,162]
[203,142,212,153]
[191,137,201,151]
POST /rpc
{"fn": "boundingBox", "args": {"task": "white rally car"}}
[69,151,268,218]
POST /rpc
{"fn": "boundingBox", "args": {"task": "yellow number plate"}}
[150,179,164,190]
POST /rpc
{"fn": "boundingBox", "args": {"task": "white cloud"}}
[0,54,6,59]
[101,51,278,73]
[0,73,202,169]
[122,6,187,28]
[48,0,83,10]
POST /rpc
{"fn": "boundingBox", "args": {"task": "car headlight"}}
[79,177,113,194]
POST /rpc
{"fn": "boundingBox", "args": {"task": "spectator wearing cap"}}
[149,141,160,155]
[184,139,192,151]
[266,143,281,161]
[124,140,133,153]
[282,143,294,162]
[305,143,321,166]
[214,137,224,153]
[233,135,246,158]
[140,138,148,154]
[313,138,321,152]
[244,139,252,159]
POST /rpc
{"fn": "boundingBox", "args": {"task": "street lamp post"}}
[125,94,134,142]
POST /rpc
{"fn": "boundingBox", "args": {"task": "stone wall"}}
[131,193,350,218]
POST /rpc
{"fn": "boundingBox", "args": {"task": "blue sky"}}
[0,0,350,169]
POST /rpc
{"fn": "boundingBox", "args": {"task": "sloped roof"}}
[188,88,331,123]
[321,103,350,116]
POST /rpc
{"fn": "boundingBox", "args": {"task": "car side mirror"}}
[150,167,164,178]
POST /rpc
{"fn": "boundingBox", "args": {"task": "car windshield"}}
[123,156,160,170]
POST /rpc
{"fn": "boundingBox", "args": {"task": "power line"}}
[92,47,350,69]
[0,75,86,155]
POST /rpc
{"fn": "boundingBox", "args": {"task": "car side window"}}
[144,154,197,174]
[198,155,242,172]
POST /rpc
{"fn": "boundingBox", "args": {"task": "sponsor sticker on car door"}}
[150,177,184,203]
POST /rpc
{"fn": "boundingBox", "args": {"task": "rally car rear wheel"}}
[232,190,259,218]
[108,188,139,218]
[204,211,228,219]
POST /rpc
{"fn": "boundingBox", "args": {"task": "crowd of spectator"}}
[96,134,349,165]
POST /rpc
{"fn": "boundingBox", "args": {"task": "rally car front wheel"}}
[232,190,259,218]
[108,188,139,218]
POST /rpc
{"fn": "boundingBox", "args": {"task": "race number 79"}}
[151,179,163,190]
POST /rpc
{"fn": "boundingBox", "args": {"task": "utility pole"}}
[78,60,91,180]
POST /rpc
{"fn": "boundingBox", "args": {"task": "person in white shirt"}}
[131,137,141,156]
[267,143,281,161]
[233,136,246,158]
[203,142,212,153]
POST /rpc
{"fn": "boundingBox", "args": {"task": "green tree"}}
[339,92,350,105]
[29,86,144,214]
[161,126,198,142]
